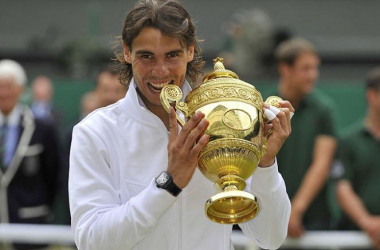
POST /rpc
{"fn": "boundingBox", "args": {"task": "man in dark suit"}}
[0,59,60,250]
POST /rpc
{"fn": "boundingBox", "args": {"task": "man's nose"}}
[151,59,169,77]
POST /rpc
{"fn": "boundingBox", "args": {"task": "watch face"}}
[156,172,169,185]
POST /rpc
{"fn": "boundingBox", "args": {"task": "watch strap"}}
[165,179,182,197]
[156,171,182,197]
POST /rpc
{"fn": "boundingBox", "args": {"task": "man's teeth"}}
[149,80,172,89]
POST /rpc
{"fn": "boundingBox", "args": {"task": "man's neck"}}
[136,88,170,130]
[366,108,380,139]
[278,80,304,108]
[148,104,170,129]
[0,104,20,125]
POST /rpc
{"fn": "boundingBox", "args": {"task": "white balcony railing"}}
[0,224,373,249]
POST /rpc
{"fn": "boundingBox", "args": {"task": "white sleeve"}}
[69,124,176,250]
[239,159,291,250]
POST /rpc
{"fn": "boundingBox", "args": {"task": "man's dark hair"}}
[366,67,380,91]
[94,67,119,88]
[275,38,317,66]
[114,0,204,87]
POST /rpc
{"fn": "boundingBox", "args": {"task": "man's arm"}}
[240,101,293,249]
[69,124,177,250]
[70,108,208,250]
[240,161,291,249]
[288,135,336,237]
[337,180,380,249]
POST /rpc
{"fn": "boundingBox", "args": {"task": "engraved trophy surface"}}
[160,58,281,224]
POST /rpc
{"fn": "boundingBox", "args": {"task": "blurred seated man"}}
[94,68,127,108]
[274,38,337,238]
[0,60,60,249]
[336,67,380,249]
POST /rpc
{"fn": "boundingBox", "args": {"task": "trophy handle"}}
[160,85,188,127]
[264,96,283,139]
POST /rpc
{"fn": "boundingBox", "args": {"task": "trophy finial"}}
[213,57,224,64]
[213,57,225,71]
[202,57,239,83]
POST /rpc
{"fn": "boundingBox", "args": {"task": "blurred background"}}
[2,0,380,129]
[1,0,380,249]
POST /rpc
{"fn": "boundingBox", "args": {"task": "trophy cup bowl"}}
[160,58,281,224]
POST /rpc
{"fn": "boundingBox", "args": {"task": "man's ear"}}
[366,89,375,104]
[187,45,195,62]
[123,42,132,64]
[279,62,290,78]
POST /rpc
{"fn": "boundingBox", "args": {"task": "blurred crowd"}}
[0,7,380,250]
[0,61,126,249]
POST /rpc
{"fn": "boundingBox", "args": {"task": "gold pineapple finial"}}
[213,57,225,71]
[202,57,239,83]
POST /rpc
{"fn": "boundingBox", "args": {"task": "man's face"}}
[283,52,320,96]
[124,27,194,107]
[96,72,126,107]
[0,77,23,115]
[32,77,52,102]
[368,88,380,113]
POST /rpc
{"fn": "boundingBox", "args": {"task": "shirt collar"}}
[120,78,192,127]
[0,104,22,126]
[361,122,380,141]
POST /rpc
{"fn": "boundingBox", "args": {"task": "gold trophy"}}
[160,58,282,224]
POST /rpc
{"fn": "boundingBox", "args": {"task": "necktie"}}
[0,122,7,171]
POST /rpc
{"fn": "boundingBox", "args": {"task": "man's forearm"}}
[292,135,336,213]
[240,161,291,249]
[291,162,330,213]
[336,180,372,229]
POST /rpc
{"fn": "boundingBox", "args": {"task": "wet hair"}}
[366,67,380,91]
[114,0,204,87]
[275,38,317,66]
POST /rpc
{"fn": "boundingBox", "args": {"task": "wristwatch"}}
[155,171,182,197]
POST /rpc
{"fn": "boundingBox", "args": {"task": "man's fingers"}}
[177,111,204,146]
[168,106,179,143]
[269,105,281,115]
[263,123,273,136]
[279,107,291,134]
[264,109,276,121]
[279,100,295,113]
[190,133,209,159]
[183,118,209,152]
[270,116,283,134]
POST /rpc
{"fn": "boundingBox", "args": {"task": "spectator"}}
[0,59,60,249]
[336,67,380,249]
[31,76,63,129]
[94,68,127,108]
[274,38,337,238]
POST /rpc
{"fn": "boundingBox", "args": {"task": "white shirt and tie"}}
[0,105,21,170]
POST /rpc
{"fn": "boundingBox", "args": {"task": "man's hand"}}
[259,101,294,167]
[360,216,380,249]
[167,107,209,189]
[287,206,305,238]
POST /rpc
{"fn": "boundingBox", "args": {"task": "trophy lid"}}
[184,57,263,115]
[202,57,239,83]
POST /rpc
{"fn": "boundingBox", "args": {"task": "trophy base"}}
[205,190,259,224]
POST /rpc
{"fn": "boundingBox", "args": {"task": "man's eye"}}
[141,55,153,59]
[167,53,179,58]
